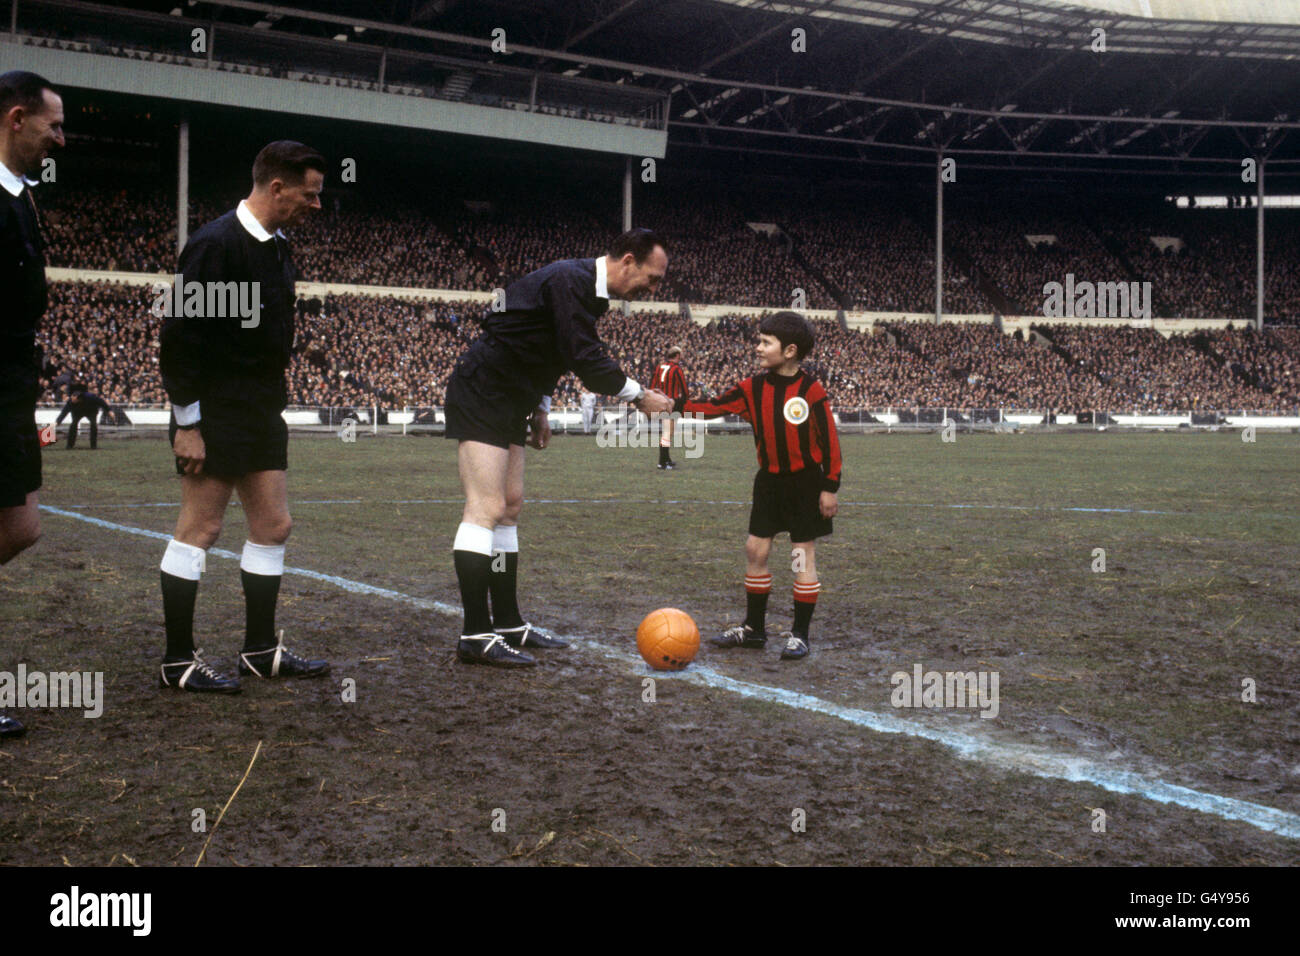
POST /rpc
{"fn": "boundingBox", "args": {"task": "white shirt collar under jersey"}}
[0,162,37,198]
[595,254,609,299]
[236,199,286,241]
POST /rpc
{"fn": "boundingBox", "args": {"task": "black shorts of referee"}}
[749,468,833,542]
[444,339,537,450]
[169,397,288,477]
[0,403,41,508]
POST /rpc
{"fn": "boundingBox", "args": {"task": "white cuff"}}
[240,540,285,576]
[161,539,206,580]
[537,396,552,413]
[173,400,201,426]
[615,378,643,402]
[453,522,494,556]
[492,525,519,554]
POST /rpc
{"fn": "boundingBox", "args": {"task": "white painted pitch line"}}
[37,504,1300,841]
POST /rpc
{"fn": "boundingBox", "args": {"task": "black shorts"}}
[0,407,41,508]
[444,342,537,450]
[170,401,288,477]
[749,468,833,542]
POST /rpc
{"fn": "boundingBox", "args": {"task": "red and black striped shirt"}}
[652,360,688,400]
[674,370,842,492]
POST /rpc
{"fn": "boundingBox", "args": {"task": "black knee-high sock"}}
[744,573,772,631]
[659,445,670,465]
[161,571,199,660]
[240,570,281,652]
[455,550,495,635]
[489,552,523,630]
[792,581,820,638]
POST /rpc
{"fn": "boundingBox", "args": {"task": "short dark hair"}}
[252,140,327,187]
[0,71,58,117]
[609,227,666,264]
[759,311,815,361]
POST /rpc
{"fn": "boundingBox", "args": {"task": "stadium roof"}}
[712,0,1300,54]
[32,0,1300,178]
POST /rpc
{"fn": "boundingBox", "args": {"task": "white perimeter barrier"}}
[33,406,1300,431]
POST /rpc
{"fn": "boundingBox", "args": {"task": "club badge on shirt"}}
[783,396,809,425]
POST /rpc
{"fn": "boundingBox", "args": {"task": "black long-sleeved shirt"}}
[159,208,297,412]
[477,257,633,401]
[0,183,48,409]
[56,392,112,424]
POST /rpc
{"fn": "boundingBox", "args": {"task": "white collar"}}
[237,200,286,242]
[0,162,36,198]
[595,255,609,300]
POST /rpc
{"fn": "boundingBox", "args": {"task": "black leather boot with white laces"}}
[457,633,537,667]
[160,650,241,693]
[497,622,568,649]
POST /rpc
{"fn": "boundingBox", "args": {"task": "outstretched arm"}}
[547,272,641,401]
[673,383,750,421]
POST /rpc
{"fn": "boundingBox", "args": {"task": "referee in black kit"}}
[156,141,330,693]
[445,228,674,667]
[0,71,63,738]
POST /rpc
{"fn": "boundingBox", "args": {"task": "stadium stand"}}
[36,281,1300,414]
[40,175,1300,326]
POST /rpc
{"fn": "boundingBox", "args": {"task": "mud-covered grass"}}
[1,430,1296,865]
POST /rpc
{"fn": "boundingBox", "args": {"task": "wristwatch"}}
[175,422,200,431]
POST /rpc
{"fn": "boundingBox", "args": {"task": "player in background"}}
[651,345,688,469]
[443,228,673,667]
[580,388,597,434]
[157,141,329,693]
[0,70,63,738]
[55,383,112,449]
[672,311,840,660]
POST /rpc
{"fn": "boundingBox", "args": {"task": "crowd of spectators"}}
[38,281,166,405]
[1099,207,1300,325]
[883,320,1080,409]
[37,173,1300,325]
[292,203,470,290]
[1201,326,1300,404]
[946,204,1120,317]
[33,281,1299,417]
[631,190,836,308]
[749,194,990,314]
[1039,323,1282,412]
[291,295,485,406]
[44,185,178,274]
[450,192,616,289]
[1105,208,1253,320]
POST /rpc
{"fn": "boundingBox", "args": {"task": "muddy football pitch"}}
[1,429,1296,866]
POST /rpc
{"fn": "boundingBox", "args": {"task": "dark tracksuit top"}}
[57,392,112,448]
[56,392,111,425]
